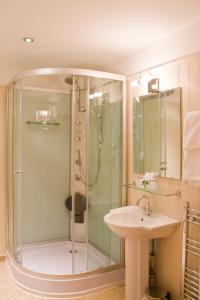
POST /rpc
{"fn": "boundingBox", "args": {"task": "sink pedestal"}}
[125,239,149,300]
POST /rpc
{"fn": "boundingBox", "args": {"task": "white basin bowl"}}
[104,205,180,240]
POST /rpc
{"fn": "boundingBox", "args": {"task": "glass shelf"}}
[26,120,60,129]
[124,182,181,198]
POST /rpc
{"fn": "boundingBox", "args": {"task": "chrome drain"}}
[69,250,78,253]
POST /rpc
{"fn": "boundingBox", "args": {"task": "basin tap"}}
[136,195,152,216]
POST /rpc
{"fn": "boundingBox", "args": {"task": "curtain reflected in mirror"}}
[133,87,181,179]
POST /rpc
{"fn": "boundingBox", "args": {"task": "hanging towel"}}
[183,111,200,185]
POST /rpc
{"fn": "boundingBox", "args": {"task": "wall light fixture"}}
[148,78,160,93]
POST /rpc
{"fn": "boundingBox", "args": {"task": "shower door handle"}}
[13,170,24,174]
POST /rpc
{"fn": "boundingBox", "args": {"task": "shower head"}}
[64,76,73,85]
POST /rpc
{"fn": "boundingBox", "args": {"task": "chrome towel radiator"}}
[182,202,200,300]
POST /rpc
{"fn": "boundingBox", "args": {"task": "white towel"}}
[183,111,200,185]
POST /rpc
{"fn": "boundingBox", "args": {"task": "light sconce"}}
[130,74,142,87]
[148,78,159,93]
[130,77,141,87]
[130,71,153,88]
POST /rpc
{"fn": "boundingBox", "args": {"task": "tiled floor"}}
[0,262,125,300]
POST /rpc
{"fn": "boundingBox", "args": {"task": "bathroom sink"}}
[104,205,180,300]
[104,205,180,240]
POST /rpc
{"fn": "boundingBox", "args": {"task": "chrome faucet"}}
[136,195,152,216]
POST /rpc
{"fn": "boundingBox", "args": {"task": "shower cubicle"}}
[7,68,126,297]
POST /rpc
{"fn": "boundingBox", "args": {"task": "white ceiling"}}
[1,0,200,84]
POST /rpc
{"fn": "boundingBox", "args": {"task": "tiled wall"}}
[127,51,200,299]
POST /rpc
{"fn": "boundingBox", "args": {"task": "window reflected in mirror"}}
[133,87,181,179]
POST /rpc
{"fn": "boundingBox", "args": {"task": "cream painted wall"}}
[0,87,7,256]
[111,21,200,76]
[127,52,200,299]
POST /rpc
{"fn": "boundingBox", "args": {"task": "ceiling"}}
[1,0,200,84]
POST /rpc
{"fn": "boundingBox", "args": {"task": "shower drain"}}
[69,250,78,253]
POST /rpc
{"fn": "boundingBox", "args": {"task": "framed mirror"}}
[133,87,181,179]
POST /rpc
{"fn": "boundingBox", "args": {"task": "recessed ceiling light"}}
[23,37,34,43]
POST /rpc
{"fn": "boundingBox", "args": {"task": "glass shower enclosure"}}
[7,68,126,276]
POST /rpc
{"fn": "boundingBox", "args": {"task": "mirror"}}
[133,87,181,179]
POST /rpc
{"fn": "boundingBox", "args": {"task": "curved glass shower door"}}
[8,69,125,276]
[71,75,123,272]
[10,75,72,274]
[87,78,123,270]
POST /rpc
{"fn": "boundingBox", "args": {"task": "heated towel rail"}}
[182,202,200,300]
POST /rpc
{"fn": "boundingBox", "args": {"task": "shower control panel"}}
[75,120,82,141]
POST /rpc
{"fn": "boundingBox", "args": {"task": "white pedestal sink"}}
[104,206,180,300]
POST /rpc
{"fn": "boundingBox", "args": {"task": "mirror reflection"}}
[133,87,181,179]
